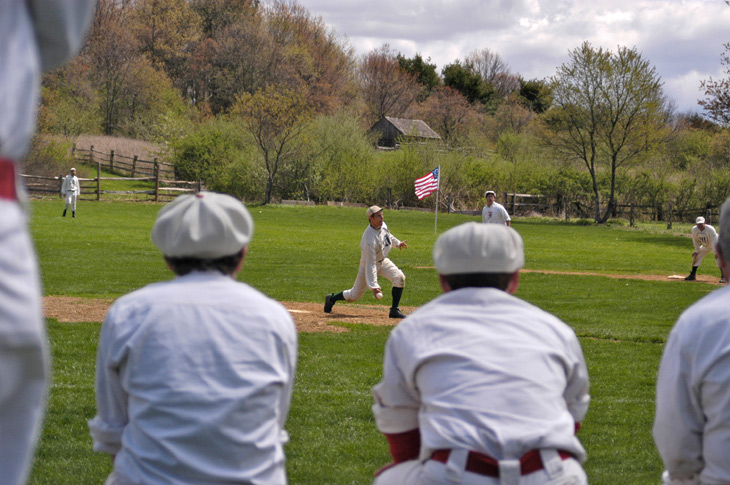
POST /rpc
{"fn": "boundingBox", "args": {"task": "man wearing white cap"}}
[684,216,723,282]
[371,222,590,485]
[482,190,511,226]
[324,205,408,318]
[88,192,298,484]
[61,167,80,217]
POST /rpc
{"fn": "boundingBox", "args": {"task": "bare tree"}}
[359,44,420,120]
[465,48,520,98]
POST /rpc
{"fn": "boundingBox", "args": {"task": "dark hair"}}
[165,250,244,276]
[444,272,513,291]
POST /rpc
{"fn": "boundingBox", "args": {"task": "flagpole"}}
[434,165,441,234]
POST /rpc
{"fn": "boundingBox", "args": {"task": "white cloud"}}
[296,0,730,113]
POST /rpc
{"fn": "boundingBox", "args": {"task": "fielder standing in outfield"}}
[0,2,96,484]
[654,197,730,484]
[684,216,724,282]
[89,192,298,484]
[61,167,80,218]
[371,222,590,485]
[324,205,408,319]
[481,190,511,225]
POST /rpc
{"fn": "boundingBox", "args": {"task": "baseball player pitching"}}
[685,216,724,283]
[324,205,408,318]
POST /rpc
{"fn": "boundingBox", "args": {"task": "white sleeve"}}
[88,308,129,455]
[26,0,97,71]
[362,234,379,289]
[75,178,81,196]
[653,325,705,480]
[61,177,67,194]
[563,337,590,422]
[371,330,420,433]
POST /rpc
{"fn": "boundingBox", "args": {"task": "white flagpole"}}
[434,165,441,234]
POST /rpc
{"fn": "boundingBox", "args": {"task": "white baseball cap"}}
[151,192,254,258]
[485,190,495,197]
[696,216,706,224]
[366,205,384,218]
[433,222,524,275]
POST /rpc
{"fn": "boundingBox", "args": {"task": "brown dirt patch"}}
[42,297,409,333]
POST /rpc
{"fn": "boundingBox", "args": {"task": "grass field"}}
[27,199,719,484]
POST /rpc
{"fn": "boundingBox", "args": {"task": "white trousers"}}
[373,450,587,485]
[343,258,405,302]
[0,201,49,485]
[694,246,714,266]
[64,191,77,211]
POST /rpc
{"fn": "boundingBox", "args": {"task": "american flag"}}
[414,167,439,200]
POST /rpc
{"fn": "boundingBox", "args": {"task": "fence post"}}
[109,150,114,173]
[131,155,137,178]
[155,164,161,202]
[97,161,101,201]
[667,203,673,230]
[706,206,712,225]
[89,145,94,165]
[564,199,569,221]
[630,203,635,228]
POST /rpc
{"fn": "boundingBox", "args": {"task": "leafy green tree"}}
[442,61,497,109]
[398,53,440,96]
[544,42,668,222]
[232,86,313,204]
[40,59,101,136]
[517,78,552,113]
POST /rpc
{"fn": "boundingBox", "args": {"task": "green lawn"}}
[27,200,718,484]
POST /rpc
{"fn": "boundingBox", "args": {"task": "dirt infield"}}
[43,270,725,333]
[42,297,406,333]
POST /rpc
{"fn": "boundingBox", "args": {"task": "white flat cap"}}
[367,205,383,217]
[433,222,524,275]
[151,192,254,258]
[696,216,705,224]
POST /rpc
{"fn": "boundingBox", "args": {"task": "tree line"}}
[33,0,730,221]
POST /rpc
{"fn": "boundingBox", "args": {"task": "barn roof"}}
[383,116,441,139]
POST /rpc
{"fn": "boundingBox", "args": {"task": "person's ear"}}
[438,274,452,293]
[506,271,520,294]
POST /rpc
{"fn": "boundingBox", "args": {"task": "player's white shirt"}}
[1,2,96,484]
[654,284,730,483]
[89,271,298,485]
[691,224,718,251]
[361,222,401,289]
[481,202,511,225]
[372,287,590,463]
[61,174,80,195]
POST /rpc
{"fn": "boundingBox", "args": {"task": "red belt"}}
[0,158,18,201]
[431,449,574,477]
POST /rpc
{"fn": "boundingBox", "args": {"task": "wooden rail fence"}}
[73,145,176,179]
[22,162,200,202]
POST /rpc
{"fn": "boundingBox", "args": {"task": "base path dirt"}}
[43,270,725,333]
[42,297,409,333]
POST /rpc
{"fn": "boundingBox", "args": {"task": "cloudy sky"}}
[296,0,730,114]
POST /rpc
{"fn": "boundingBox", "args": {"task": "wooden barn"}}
[370,116,441,147]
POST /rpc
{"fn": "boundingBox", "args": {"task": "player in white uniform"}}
[481,190,511,225]
[89,192,298,484]
[61,167,80,217]
[0,2,96,484]
[372,222,590,485]
[324,205,408,319]
[684,216,723,282]
[654,198,730,484]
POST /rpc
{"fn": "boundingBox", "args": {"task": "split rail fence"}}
[22,145,200,201]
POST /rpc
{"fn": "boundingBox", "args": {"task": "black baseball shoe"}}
[684,275,696,281]
[324,294,335,313]
[389,307,406,319]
